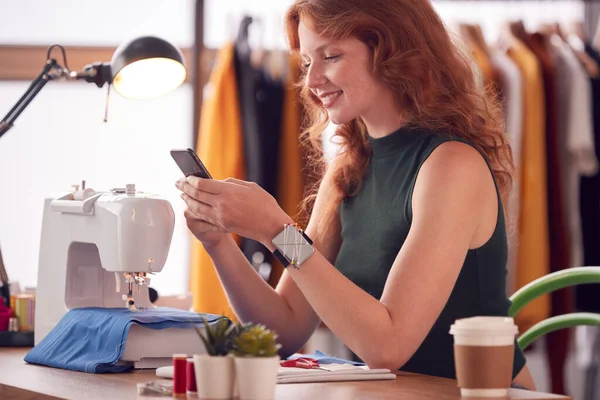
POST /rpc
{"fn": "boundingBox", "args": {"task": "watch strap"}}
[273,249,291,268]
[272,224,314,268]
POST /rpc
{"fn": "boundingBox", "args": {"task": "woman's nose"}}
[305,64,327,89]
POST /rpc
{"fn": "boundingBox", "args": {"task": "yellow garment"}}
[506,39,550,333]
[269,56,305,287]
[190,43,245,320]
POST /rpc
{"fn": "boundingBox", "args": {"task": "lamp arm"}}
[0,59,67,139]
[0,56,112,139]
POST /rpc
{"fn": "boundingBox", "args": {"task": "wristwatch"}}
[271,223,315,269]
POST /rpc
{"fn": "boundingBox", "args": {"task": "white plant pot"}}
[234,356,280,400]
[193,354,235,400]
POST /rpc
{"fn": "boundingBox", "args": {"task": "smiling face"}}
[298,20,392,126]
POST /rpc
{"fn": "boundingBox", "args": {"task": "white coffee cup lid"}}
[449,316,518,336]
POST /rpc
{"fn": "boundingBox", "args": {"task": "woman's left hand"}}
[177,176,293,249]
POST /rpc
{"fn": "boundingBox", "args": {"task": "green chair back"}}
[508,267,600,350]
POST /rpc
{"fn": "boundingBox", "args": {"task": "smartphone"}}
[170,148,213,179]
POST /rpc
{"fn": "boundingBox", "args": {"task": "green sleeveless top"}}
[334,125,526,379]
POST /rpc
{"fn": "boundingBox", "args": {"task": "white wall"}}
[0,0,194,47]
[0,0,194,296]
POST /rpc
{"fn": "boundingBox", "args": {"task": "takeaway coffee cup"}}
[449,316,518,397]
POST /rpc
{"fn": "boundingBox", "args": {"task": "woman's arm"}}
[261,142,497,370]
[179,168,342,357]
[183,141,498,370]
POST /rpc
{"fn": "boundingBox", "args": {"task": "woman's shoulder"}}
[410,127,490,170]
[418,139,492,187]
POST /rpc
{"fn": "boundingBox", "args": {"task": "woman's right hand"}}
[183,208,228,248]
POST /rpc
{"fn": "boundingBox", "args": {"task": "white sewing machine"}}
[34,182,205,368]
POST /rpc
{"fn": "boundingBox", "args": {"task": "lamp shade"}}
[110,36,187,99]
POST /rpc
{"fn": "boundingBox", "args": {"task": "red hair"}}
[285,0,514,239]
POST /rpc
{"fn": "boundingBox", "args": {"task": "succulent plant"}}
[231,322,282,357]
[194,316,235,356]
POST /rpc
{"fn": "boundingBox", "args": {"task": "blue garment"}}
[287,350,364,365]
[24,307,223,373]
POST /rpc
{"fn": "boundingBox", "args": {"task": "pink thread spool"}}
[186,357,197,394]
[0,306,10,331]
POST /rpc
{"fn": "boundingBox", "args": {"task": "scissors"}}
[280,357,327,370]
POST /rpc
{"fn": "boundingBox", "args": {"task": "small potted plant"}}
[231,322,282,400]
[193,316,236,400]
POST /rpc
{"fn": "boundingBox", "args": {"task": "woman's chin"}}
[326,110,352,126]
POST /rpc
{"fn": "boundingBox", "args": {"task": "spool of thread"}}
[8,317,19,332]
[0,306,11,331]
[172,354,187,397]
[186,358,197,394]
[73,188,95,201]
[14,294,34,331]
[15,294,35,331]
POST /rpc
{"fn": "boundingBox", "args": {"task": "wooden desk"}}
[0,348,570,400]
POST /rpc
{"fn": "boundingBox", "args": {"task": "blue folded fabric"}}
[287,350,365,365]
[24,307,223,373]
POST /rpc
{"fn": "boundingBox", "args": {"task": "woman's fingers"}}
[185,176,226,194]
[183,209,226,233]
[177,180,219,207]
[181,193,215,223]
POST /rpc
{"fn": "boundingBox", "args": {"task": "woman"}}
[176,0,535,389]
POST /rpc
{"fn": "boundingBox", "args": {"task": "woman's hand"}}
[176,176,293,250]
[176,178,228,248]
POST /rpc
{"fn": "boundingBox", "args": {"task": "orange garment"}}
[471,46,494,87]
[470,45,503,102]
[506,40,551,333]
[269,56,305,287]
[190,43,245,319]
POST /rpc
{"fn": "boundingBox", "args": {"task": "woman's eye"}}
[325,55,340,61]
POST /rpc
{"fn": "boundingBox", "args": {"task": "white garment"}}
[576,325,600,369]
[549,34,598,270]
[489,49,523,296]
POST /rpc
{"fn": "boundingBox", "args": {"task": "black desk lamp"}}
[0,35,187,138]
[0,36,186,313]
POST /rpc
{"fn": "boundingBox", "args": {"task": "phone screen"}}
[170,148,212,179]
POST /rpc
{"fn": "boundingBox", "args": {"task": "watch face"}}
[272,225,315,266]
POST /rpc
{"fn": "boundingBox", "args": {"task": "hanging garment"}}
[505,39,550,334]
[232,16,291,278]
[270,55,305,287]
[575,43,600,313]
[234,39,285,276]
[468,44,503,101]
[190,43,245,319]
[489,49,523,297]
[471,46,494,88]
[550,37,597,271]
[526,31,571,396]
